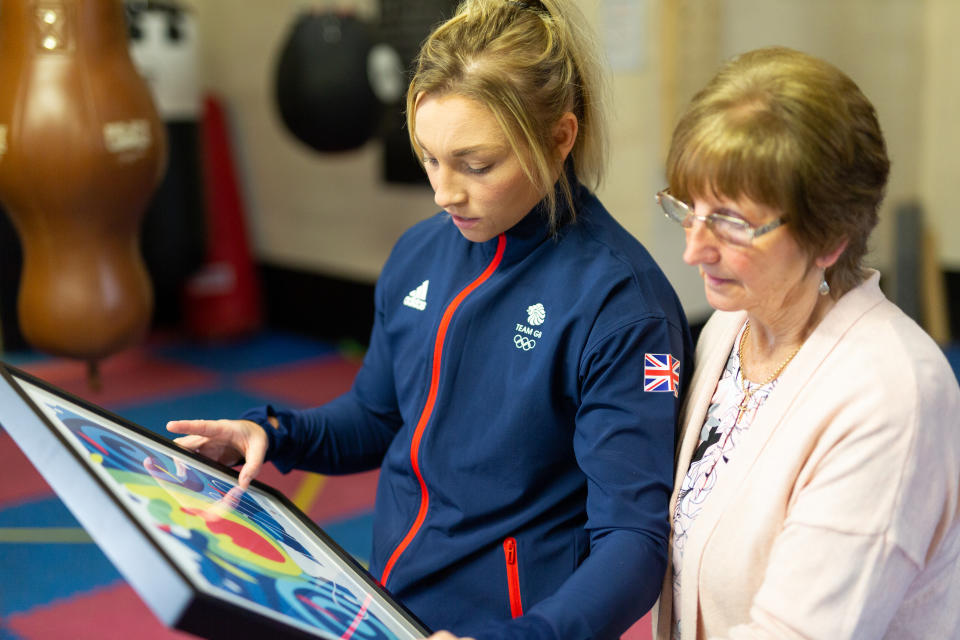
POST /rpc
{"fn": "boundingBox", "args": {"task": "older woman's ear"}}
[816,237,850,269]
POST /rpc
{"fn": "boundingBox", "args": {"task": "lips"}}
[701,269,734,287]
[450,213,479,230]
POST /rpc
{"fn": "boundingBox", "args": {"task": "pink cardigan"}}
[654,271,960,639]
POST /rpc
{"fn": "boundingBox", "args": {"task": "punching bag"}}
[0,0,166,366]
[275,10,382,152]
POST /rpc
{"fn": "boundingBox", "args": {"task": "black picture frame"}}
[0,362,430,640]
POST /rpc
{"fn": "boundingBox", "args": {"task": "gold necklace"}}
[736,321,801,417]
[691,323,802,497]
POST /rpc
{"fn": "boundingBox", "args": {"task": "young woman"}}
[169,1,692,637]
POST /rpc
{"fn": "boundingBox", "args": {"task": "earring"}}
[818,271,830,296]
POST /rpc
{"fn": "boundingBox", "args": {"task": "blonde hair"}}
[406,0,609,230]
[666,46,889,297]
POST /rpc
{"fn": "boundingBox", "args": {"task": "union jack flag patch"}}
[644,353,679,397]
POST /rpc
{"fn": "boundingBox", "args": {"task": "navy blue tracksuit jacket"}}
[245,181,692,639]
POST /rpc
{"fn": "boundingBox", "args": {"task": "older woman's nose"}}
[682,219,718,265]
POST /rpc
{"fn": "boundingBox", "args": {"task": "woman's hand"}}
[426,633,475,640]
[166,418,268,489]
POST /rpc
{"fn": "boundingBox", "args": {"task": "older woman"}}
[654,47,960,639]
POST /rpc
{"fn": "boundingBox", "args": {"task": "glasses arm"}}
[750,218,784,238]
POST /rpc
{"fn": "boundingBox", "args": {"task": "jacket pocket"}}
[503,537,524,618]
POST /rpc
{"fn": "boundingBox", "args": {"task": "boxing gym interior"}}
[1,1,958,639]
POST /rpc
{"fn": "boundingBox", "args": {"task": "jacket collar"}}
[478,169,586,267]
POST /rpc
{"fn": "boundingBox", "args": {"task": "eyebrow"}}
[452,145,500,157]
[416,138,503,157]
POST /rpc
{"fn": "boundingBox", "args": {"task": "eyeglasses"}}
[654,189,784,246]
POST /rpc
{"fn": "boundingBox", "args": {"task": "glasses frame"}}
[655,189,783,246]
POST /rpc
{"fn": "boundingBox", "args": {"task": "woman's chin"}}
[703,287,743,313]
[451,217,496,243]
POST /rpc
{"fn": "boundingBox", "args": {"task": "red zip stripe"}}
[503,537,523,617]
[379,233,507,587]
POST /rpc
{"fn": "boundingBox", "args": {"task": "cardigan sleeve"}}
[721,525,920,639]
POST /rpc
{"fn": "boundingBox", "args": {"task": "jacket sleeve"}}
[240,277,403,475]
[478,315,689,640]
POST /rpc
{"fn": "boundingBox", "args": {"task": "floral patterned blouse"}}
[671,324,783,639]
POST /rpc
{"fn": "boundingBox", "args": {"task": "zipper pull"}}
[502,537,523,618]
[504,538,516,564]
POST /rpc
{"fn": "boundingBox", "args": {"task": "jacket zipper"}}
[503,537,524,618]
[379,233,507,588]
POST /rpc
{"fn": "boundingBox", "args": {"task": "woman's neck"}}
[741,289,836,383]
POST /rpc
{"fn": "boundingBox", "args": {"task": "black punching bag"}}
[275,11,381,153]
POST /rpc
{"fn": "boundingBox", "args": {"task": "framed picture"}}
[0,362,430,640]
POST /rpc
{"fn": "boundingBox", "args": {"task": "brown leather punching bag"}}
[0,0,166,368]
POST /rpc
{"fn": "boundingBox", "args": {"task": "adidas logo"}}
[403,280,429,311]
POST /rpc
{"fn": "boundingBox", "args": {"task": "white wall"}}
[720,0,924,282]
[920,0,960,269]
[188,0,436,281]
[186,0,959,322]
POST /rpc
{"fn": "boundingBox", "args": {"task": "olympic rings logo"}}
[514,334,536,351]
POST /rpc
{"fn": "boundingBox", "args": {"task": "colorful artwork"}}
[15,377,424,640]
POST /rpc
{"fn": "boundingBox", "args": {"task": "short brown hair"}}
[406,0,608,231]
[666,46,890,296]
